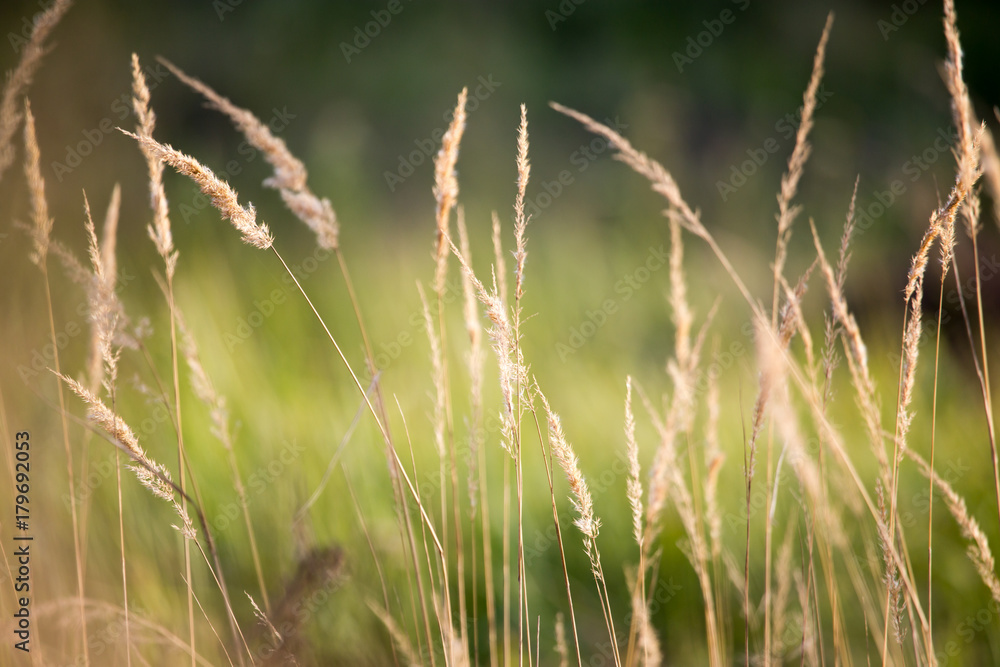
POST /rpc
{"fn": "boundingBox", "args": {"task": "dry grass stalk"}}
[943,0,1000,554]
[121,130,273,249]
[771,518,797,663]
[667,215,692,372]
[159,58,338,250]
[811,220,887,484]
[550,100,767,320]
[23,99,52,266]
[418,282,446,460]
[540,390,597,537]
[370,601,424,667]
[449,239,528,457]
[426,92,470,658]
[23,91,91,664]
[0,0,72,183]
[896,128,982,464]
[513,104,530,300]
[48,237,90,285]
[457,211,499,667]
[943,0,980,238]
[538,389,620,666]
[875,481,906,644]
[555,613,569,667]
[631,590,662,667]
[178,311,270,613]
[643,213,704,553]
[82,193,122,391]
[625,377,643,548]
[626,214,721,661]
[703,349,724,562]
[247,593,281,647]
[491,210,509,309]
[261,547,343,665]
[458,210,484,510]
[131,54,177,276]
[906,449,1000,605]
[771,12,833,321]
[553,41,933,664]
[55,373,194,538]
[418,274,464,652]
[433,88,467,293]
[820,179,858,409]
[101,184,121,295]
[550,103,704,241]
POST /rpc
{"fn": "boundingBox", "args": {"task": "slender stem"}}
[503,458,511,667]
[271,245,443,553]
[969,231,1000,538]
[165,275,197,667]
[42,266,89,664]
[116,447,131,667]
[928,277,947,644]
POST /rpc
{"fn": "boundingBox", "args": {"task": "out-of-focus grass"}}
[3,1,1000,664]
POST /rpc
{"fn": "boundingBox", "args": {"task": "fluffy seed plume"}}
[56,372,172,501]
[907,449,1000,605]
[876,480,906,643]
[159,58,339,250]
[772,13,833,315]
[0,0,72,183]
[56,372,195,540]
[538,390,598,542]
[83,190,124,391]
[448,237,528,456]
[943,0,980,237]
[624,376,643,547]
[433,88,467,293]
[898,128,982,449]
[131,54,177,276]
[23,99,52,266]
[122,130,273,249]
[513,104,531,300]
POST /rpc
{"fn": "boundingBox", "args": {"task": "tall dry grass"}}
[2,1,1000,666]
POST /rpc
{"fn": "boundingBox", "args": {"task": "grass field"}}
[2,1,1000,665]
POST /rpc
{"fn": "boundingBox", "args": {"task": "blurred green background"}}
[2,0,1000,664]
